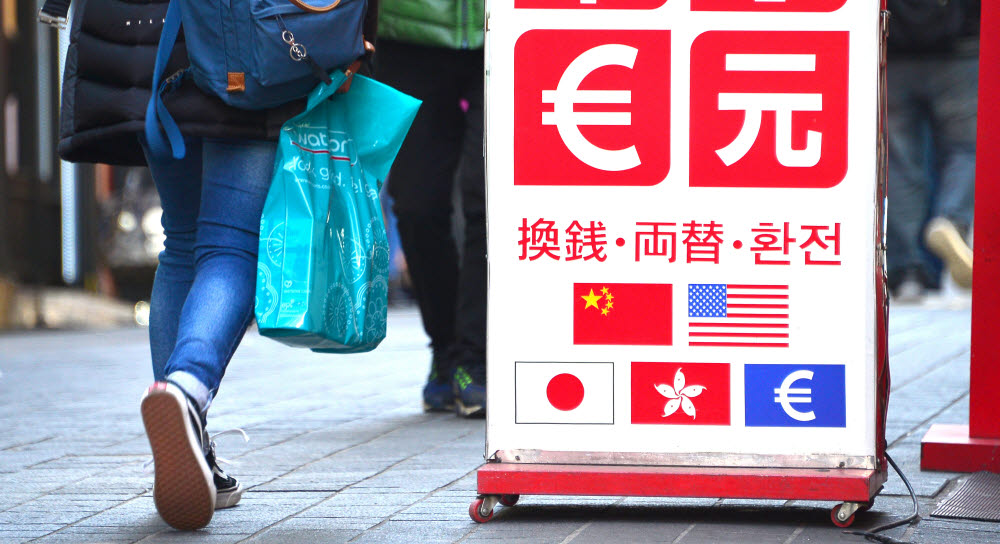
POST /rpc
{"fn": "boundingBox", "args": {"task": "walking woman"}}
[45,0,377,529]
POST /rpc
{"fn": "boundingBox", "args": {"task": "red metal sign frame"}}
[921,2,1000,472]
[478,464,884,501]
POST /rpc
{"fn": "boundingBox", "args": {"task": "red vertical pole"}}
[968,0,1000,439]
[921,1,1000,472]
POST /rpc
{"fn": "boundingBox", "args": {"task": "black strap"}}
[275,14,333,86]
[38,0,71,26]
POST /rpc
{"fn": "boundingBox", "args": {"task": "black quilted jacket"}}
[58,0,378,166]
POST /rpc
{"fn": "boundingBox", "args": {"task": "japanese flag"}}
[515,362,614,424]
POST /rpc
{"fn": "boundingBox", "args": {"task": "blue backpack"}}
[145,0,367,159]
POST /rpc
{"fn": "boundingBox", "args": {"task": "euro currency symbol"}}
[541,44,641,172]
[773,369,815,421]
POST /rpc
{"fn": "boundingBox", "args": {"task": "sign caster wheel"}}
[470,495,499,523]
[831,502,861,528]
[499,494,520,507]
[857,497,875,513]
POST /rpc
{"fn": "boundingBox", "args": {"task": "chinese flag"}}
[631,361,730,425]
[572,283,672,345]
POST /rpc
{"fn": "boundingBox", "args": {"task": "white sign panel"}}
[485,0,880,468]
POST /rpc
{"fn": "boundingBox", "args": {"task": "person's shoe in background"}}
[924,217,973,289]
[422,368,456,412]
[453,365,486,418]
[889,268,926,304]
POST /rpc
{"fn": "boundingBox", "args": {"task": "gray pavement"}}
[1,301,997,543]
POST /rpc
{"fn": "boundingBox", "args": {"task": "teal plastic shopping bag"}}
[255,72,420,353]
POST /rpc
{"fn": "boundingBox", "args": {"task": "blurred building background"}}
[0,0,416,332]
[0,0,150,330]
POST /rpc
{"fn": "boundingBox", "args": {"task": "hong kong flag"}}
[573,283,672,345]
[631,362,730,425]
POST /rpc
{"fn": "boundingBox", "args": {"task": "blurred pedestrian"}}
[47,0,377,529]
[886,0,979,301]
[376,1,487,417]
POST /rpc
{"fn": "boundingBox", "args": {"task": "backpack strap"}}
[144,0,187,159]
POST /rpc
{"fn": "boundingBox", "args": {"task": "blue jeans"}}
[886,55,977,285]
[141,136,276,412]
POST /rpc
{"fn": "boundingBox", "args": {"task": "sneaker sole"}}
[422,401,456,413]
[455,399,485,418]
[141,385,215,530]
[216,482,244,509]
[925,219,973,288]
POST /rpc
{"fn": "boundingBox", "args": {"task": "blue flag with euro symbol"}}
[744,364,846,427]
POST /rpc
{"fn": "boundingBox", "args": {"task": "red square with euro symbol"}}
[516,0,669,8]
[689,31,849,188]
[514,30,671,186]
[691,0,846,11]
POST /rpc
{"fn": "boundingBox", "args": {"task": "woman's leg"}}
[139,137,213,530]
[142,137,203,380]
[139,138,274,530]
[161,138,276,412]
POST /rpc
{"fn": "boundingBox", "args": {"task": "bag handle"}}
[287,0,340,13]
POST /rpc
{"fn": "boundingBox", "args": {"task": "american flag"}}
[688,284,789,348]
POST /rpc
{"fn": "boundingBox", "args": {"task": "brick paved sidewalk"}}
[1,304,996,543]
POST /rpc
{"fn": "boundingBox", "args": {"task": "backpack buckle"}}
[282,30,308,61]
[37,9,67,29]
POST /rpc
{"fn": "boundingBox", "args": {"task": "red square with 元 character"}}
[689,31,849,189]
[514,29,671,186]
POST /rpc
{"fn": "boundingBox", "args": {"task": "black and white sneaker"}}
[140,382,215,530]
[205,430,247,509]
